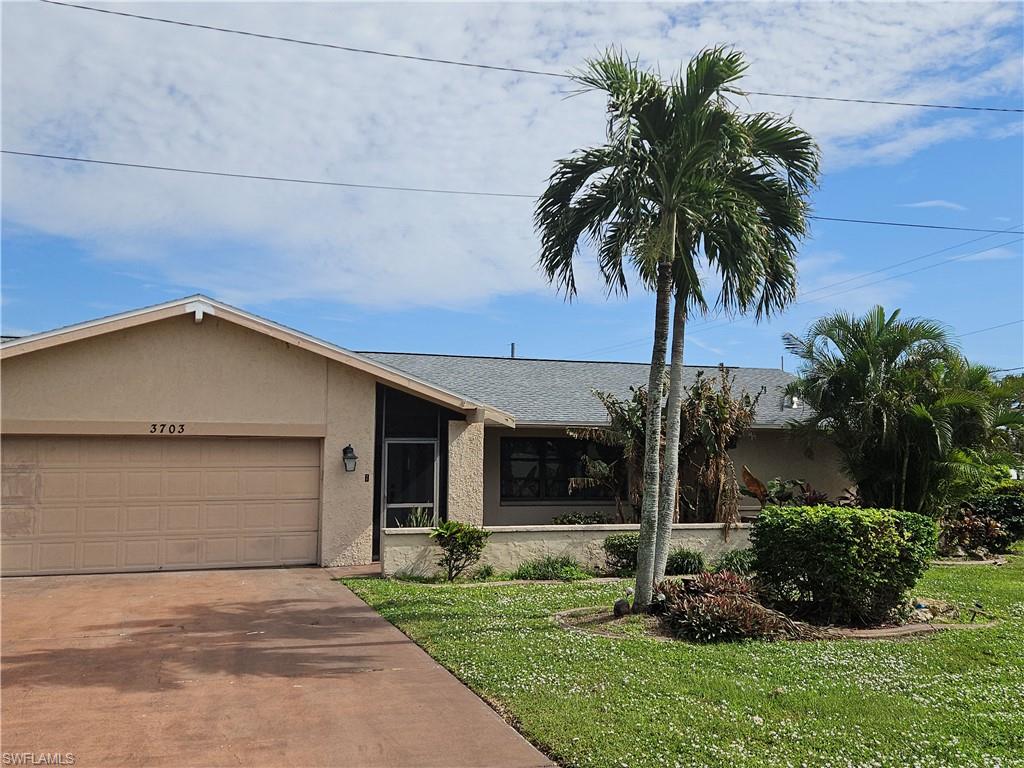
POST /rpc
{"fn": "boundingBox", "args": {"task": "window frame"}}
[498,436,618,505]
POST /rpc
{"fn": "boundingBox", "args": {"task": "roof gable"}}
[0,296,514,426]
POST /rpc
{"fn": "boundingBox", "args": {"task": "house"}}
[0,295,845,576]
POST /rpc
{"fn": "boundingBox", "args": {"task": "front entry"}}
[382,439,439,528]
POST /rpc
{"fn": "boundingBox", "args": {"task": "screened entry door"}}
[382,439,439,528]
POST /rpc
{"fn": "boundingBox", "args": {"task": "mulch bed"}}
[553,605,998,643]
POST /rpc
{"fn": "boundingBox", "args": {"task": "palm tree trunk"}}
[633,257,673,612]
[654,290,686,581]
[899,439,909,510]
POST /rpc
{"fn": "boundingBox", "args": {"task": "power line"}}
[5,150,1021,237]
[37,0,1024,114]
[584,237,1022,354]
[956,319,1024,338]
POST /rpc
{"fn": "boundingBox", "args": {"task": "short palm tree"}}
[535,48,819,608]
[783,306,997,512]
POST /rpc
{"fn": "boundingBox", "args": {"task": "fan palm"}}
[535,48,819,607]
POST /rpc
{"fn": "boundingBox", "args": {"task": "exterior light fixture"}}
[342,444,358,472]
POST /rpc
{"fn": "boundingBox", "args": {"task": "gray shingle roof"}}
[360,352,810,428]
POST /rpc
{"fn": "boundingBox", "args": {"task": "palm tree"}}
[783,306,998,512]
[536,48,819,607]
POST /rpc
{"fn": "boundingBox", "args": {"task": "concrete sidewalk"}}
[1,567,553,767]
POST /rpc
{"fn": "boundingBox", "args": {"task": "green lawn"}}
[344,558,1024,768]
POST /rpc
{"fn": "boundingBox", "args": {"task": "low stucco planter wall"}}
[381,523,750,577]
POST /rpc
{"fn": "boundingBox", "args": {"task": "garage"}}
[0,295,509,573]
[1,435,321,576]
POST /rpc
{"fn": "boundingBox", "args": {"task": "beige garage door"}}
[1,436,321,576]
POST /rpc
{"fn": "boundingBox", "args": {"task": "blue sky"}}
[2,2,1022,372]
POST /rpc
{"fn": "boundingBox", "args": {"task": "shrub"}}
[602,532,639,574]
[665,547,706,576]
[939,505,1012,555]
[967,482,1024,541]
[510,555,591,582]
[429,521,491,581]
[552,511,608,525]
[471,564,496,581]
[657,572,792,642]
[751,505,937,626]
[712,548,756,576]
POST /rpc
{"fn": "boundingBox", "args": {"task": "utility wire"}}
[5,150,1022,236]
[585,237,1022,354]
[956,319,1024,338]
[37,0,1024,114]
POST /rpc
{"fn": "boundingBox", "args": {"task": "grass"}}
[344,556,1024,768]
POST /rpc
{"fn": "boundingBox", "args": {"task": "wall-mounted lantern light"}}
[342,444,358,472]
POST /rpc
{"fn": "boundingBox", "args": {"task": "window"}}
[499,437,617,502]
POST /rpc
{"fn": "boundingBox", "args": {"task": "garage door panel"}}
[2,506,36,538]
[243,536,276,563]
[83,507,121,533]
[205,502,241,530]
[166,504,201,531]
[82,471,121,500]
[38,507,78,535]
[205,537,239,565]
[1,436,321,575]
[38,542,77,571]
[81,540,119,569]
[40,472,79,502]
[279,533,318,562]
[166,470,202,497]
[1,542,34,573]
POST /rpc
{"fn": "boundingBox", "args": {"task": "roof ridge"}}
[359,350,787,371]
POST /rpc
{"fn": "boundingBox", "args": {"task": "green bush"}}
[551,511,608,525]
[471,564,496,581]
[712,548,756,576]
[429,521,491,581]
[602,533,639,574]
[751,505,937,626]
[510,555,591,582]
[967,481,1024,541]
[665,547,706,576]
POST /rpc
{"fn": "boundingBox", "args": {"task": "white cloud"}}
[899,200,967,211]
[795,251,911,310]
[1,1,1021,309]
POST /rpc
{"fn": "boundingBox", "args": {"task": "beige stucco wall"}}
[484,426,621,526]
[731,429,848,511]
[1,314,378,566]
[484,425,850,524]
[381,523,750,577]
[447,420,484,526]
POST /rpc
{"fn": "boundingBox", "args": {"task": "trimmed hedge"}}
[602,533,640,574]
[751,505,937,626]
[665,547,706,576]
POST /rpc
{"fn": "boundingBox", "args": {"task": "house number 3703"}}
[149,423,186,434]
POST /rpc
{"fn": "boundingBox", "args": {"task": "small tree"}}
[429,521,491,581]
[678,366,760,525]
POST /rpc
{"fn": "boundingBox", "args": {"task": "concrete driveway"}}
[1,568,553,767]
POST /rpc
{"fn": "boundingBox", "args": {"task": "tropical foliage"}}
[536,47,819,610]
[676,366,760,524]
[751,505,937,626]
[784,306,1023,515]
[568,386,647,523]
